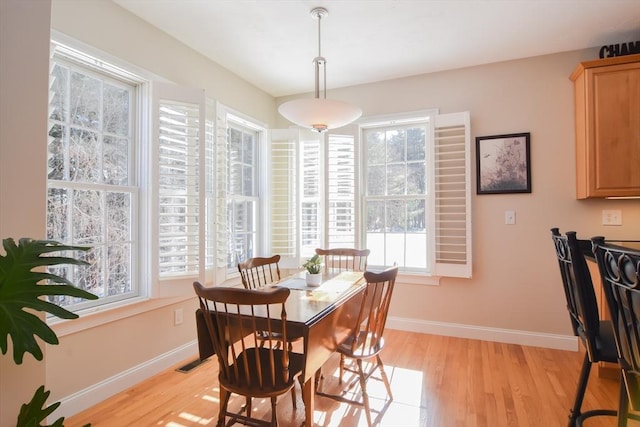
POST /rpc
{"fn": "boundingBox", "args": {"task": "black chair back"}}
[551,228,619,426]
[551,228,601,359]
[592,237,640,411]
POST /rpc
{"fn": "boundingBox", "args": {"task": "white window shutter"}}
[269,128,299,267]
[431,111,472,278]
[204,98,216,285]
[214,102,229,283]
[326,134,357,248]
[151,82,206,296]
[300,137,323,257]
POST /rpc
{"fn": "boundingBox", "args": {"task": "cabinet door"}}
[586,63,640,197]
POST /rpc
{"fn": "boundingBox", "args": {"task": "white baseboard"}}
[55,340,198,420]
[386,316,579,351]
[55,319,578,420]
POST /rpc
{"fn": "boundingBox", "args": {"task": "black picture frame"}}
[476,132,531,194]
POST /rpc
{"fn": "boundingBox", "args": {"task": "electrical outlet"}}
[602,209,622,226]
[174,308,183,326]
[505,210,516,225]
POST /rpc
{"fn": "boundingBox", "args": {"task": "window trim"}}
[215,104,268,280]
[358,109,472,279]
[359,110,437,273]
[47,38,145,312]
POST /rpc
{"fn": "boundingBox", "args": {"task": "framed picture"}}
[476,132,531,194]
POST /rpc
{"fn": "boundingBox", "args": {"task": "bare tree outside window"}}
[47,59,136,310]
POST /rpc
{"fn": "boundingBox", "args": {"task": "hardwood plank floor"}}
[65,330,638,427]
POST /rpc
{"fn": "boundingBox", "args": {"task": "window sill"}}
[397,272,441,286]
[49,295,194,338]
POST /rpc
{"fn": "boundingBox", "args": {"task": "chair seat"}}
[221,347,305,397]
[577,320,618,363]
[338,332,385,359]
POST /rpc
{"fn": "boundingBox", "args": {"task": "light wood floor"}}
[65,329,638,427]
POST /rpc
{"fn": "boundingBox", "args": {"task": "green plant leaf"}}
[16,385,65,427]
[302,254,322,274]
[0,238,98,364]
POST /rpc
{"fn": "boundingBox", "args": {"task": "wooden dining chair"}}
[550,228,619,426]
[237,254,304,407]
[314,248,371,385]
[237,255,282,290]
[316,265,398,427]
[193,282,305,427]
[591,237,640,427]
[315,248,370,272]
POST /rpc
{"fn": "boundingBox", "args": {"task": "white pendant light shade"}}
[278,7,362,133]
[278,98,362,133]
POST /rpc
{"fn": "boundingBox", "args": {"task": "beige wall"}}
[2,0,639,423]
[285,51,640,337]
[51,0,276,125]
[0,1,52,425]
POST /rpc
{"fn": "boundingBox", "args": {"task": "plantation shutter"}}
[151,83,206,296]
[326,134,357,248]
[300,136,323,257]
[431,111,472,278]
[204,98,216,284]
[213,104,229,283]
[269,129,299,267]
[268,128,322,268]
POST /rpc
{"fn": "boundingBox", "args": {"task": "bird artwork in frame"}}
[476,132,531,194]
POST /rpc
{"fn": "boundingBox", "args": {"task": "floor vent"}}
[176,358,207,373]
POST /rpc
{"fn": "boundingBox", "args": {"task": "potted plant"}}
[0,238,97,426]
[302,254,322,286]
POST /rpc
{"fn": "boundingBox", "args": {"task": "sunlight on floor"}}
[313,363,427,426]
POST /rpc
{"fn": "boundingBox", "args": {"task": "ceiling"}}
[113,0,640,98]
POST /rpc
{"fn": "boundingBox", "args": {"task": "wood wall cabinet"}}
[570,54,640,199]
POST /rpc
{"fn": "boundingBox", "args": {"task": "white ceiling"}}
[113,0,640,97]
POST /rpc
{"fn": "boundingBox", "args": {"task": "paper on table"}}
[275,277,310,290]
[275,271,362,292]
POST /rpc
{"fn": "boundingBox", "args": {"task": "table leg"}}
[303,374,316,427]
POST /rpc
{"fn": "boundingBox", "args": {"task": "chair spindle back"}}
[193,283,291,390]
[237,255,281,290]
[315,248,370,272]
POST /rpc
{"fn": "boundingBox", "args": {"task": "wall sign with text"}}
[599,41,639,58]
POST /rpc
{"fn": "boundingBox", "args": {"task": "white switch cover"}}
[602,210,622,226]
[505,210,516,225]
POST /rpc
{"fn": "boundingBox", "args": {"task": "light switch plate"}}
[602,209,622,226]
[505,210,516,225]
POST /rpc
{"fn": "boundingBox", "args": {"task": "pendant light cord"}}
[312,7,327,99]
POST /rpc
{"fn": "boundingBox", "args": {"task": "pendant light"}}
[278,7,362,133]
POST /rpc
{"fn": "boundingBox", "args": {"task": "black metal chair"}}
[591,237,640,427]
[550,228,618,426]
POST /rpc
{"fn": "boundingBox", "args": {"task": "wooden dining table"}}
[271,269,366,426]
[195,269,366,426]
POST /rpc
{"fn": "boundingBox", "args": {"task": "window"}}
[270,111,471,279]
[363,123,428,270]
[47,38,213,313]
[361,111,471,277]
[214,107,266,276]
[47,41,142,310]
